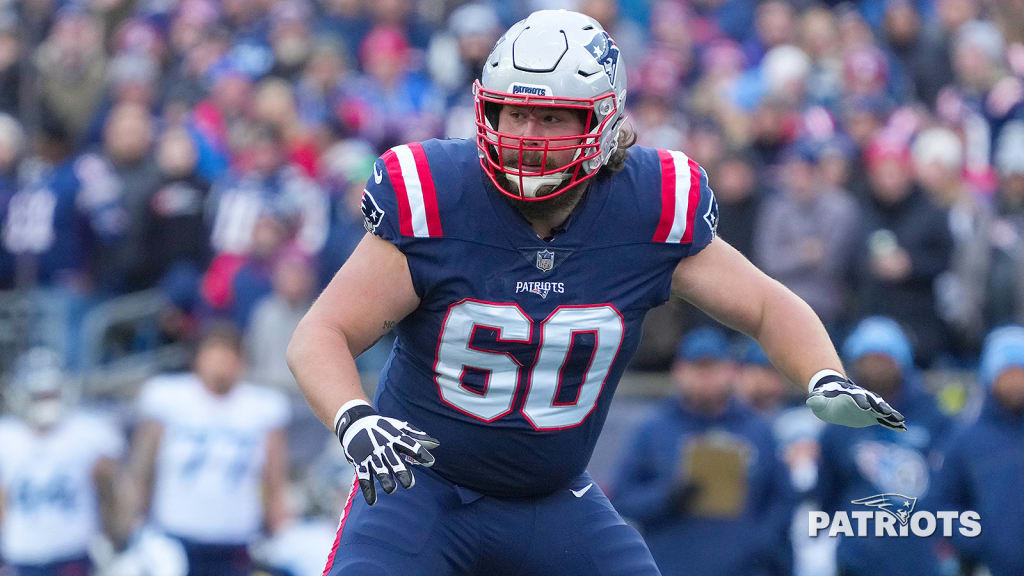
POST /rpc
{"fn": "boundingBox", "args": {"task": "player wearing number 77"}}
[286,9,905,576]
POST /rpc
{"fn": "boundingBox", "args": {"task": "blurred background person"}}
[33,7,108,146]
[912,126,991,356]
[708,148,763,261]
[850,134,953,365]
[130,127,211,299]
[207,122,326,260]
[1,116,126,367]
[314,138,377,288]
[987,120,1024,327]
[99,101,161,294]
[755,141,860,336]
[934,326,1024,576]
[817,317,951,576]
[245,249,316,391]
[130,324,290,576]
[733,338,791,418]
[244,248,323,471]
[0,112,23,290]
[613,328,794,576]
[0,348,127,576]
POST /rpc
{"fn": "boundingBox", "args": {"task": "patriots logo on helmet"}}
[584,31,619,85]
[851,493,918,526]
[361,189,385,234]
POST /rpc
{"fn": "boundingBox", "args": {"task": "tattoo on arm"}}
[383,320,396,332]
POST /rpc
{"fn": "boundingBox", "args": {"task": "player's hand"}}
[335,400,440,505]
[806,371,907,432]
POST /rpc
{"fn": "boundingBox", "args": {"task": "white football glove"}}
[806,370,907,431]
[334,400,440,505]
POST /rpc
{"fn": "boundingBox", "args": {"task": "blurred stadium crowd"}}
[0,0,1022,574]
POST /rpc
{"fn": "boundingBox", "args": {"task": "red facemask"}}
[474,80,618,201]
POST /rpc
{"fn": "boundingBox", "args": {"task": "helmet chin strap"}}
[505,172,570,198]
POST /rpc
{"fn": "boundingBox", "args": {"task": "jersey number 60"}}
[434,300,624,430]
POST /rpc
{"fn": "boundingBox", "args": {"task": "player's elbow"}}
[286,317,318,377]
[287,315,351,374]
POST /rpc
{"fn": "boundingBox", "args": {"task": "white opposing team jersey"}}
[0,411,125,565]
[138,374,289,544]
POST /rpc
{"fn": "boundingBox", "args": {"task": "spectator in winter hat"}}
[934,326,1024,576]
[818,316,949,576]
[852,134,953,364]
[612,327,794,576]
[733,338,789,415]
[912,127,990,351]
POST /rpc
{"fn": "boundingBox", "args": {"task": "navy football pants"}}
[322,468,660,576]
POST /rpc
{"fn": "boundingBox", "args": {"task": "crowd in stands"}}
[0,0,1021,373]
[0,0,1023,574]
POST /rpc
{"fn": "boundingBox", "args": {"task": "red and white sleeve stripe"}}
[652,149,701,244]
[382,143,444,238]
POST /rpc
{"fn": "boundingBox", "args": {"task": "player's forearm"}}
[129,421,161,522]
[287,318,370,429]
[753,282,844,390]
[94,458,130,547]
[262,428,291,535]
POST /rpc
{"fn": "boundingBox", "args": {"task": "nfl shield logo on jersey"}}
[536,249,555,272]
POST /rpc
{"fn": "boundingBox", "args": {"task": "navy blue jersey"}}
[1,155,124,287]
[361,139,718,497]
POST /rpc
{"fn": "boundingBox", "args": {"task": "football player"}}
[131,323,290,576]
[0,348,127,576]
[287,10,906,575]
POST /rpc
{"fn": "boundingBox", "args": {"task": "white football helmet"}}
[474,9,628,199]
[7,347,75,429]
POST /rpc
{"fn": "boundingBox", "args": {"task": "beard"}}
[494,150,591,224]
[502,180,588,224]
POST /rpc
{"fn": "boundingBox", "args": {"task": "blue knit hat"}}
[735,337,771,367]
[979,326,1024,389]
[842,316,914,375]
[675,327,731,363]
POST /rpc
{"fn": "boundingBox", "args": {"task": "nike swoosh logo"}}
[571,483,593,498]
[373,163,383,184]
